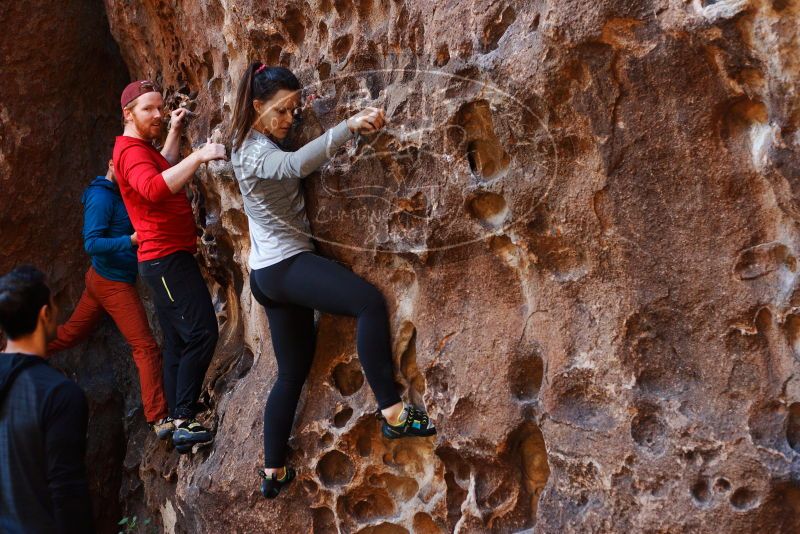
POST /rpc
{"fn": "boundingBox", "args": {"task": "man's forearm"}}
[161,152,202,193]
[161,127,182,165]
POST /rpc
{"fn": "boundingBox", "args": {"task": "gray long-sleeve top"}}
[231,121,354,269]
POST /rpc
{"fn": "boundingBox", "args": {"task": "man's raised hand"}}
[170,107,190,130]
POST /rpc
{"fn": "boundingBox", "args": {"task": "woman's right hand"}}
[347,107,386,135]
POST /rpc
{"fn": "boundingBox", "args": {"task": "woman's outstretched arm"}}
[254,120,353,181]
[250,107,386,181]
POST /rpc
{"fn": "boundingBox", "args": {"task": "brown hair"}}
[229,62,301,150]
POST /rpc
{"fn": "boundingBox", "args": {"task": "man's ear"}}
[38,303,50,328]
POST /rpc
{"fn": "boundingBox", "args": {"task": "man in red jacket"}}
[113,80,226,453]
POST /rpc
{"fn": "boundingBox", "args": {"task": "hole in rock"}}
[717,97,770,167]
[507,421,550,524]
[371,472,419,501]
[332,34,354,60]
[356,0,373,18]
[715,478,731,492]
[318,21,328,43]
[413,512,444,534]
[784,315,800,357]
[450,100,511,181]
[303,478,319,496]
[434,44,450,66]
[332,359,364,396]
[466,191,509,228]
[235,347,254,379]
[631,404,667,455]
[475,464,515,512]
[282,6,306,45]
[467,140,510,181]
[334,406,354,428]
[734,242,795,280]
[334,0,353,18]
[266,45,283,66]
[443,470,467,529]
[318,61,332,81]
[481,5,516,52]
[396,322,426,407]
[312,506,337,534]
[787,402,800,452]
[730,487,758,510]
[508,351,543,400]
[317,450,355,487]
[389,439,428,475]
[345,489,396,522]
[436,447,471,529]
[691,479,711,504]
[356,433,372,457]
[355,523,408,534]
[531,13,541,31]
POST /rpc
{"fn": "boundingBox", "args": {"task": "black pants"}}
[139,251,219,420]
[251,252,402,467]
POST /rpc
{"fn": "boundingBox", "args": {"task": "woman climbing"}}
[229,62,436,499]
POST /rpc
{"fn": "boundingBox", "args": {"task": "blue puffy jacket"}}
[82,177,137,283]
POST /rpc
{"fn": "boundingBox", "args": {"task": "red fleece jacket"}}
[112,135,197,261]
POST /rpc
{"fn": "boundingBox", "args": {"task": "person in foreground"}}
[0,265,94,533]
[47,159,171,438]
[113,80,226,453]
[230,62,436,499]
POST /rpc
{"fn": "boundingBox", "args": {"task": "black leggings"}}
[250,252,402,467]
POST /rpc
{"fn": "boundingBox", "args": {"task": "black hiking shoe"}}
[151,417,175,440]
[259,467,296,499]
[172,419,213,454]
[378,405,437,439]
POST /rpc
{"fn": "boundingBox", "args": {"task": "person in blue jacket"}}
[47,160,171,437]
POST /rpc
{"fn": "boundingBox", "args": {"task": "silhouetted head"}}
[0,265,57,343]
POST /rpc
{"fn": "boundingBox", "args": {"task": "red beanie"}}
[120,80,161,109]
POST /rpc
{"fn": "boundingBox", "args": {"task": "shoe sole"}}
[173,432,214,445]
[156,429,174,440]
[260,468,296,499]
[382,424,437,439]
[175,440,213,454]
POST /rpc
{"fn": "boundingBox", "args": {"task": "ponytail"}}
[230,62,302,150]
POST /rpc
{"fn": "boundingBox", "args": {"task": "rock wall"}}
[104,0,800,532]
[5,0,800,532]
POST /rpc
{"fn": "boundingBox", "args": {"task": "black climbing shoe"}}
[259,467,296,499]
[172,419,213,454]
[378,405,437,439]
[151,416,175,440]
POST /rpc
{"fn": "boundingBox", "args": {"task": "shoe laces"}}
[183,419,207,431]
[405,406,429,426]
